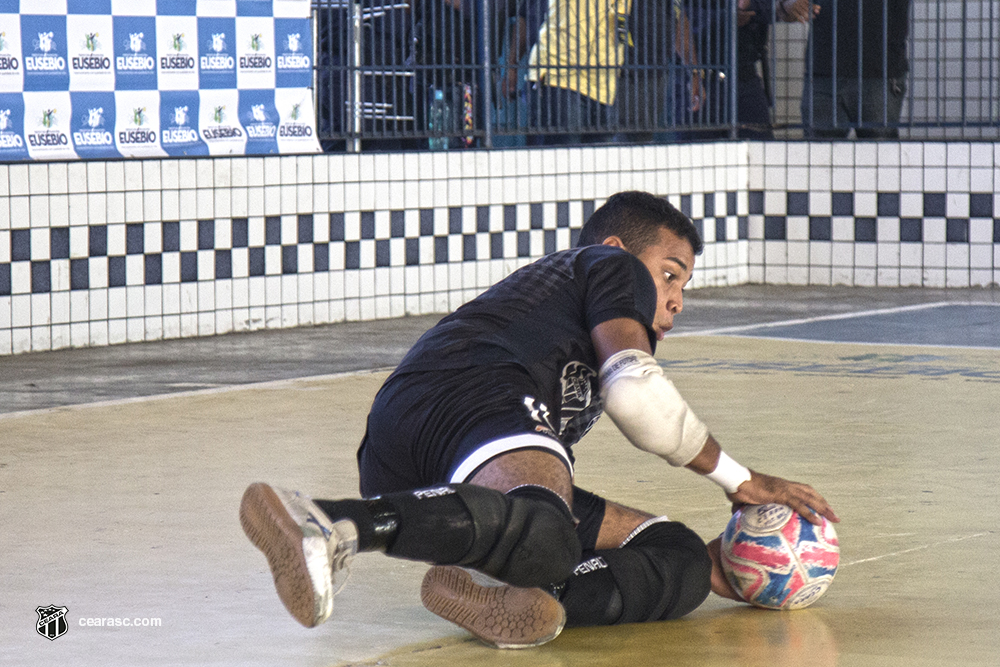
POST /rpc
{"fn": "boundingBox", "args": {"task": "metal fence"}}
[314,0,1000,150]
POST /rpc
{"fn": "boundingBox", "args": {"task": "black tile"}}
[946,218,969,243]
[557,201,569,228]
[391,210,406,237]
[832,192,854,216]
[420,208,435,236]
[298,214,314,243]
[703,193,715,218]
[249,247,265,276]
[517,231,530,257]
[70,258,89,290]
[282,245,297,274]
[314,243,329,272]
[376,239,391,266]
[109,255,127,286]
[530,202,543,229]
[995,219,1000,243]
[463,234,476,261]
[490,232,503,259]
[434,236,448,263]
[923,192,946,217]
[476,206,489,233]
[726,191,738,216]
[748,190,764,215]
[215,249,231,279]
[31,261,50,293]
[0,263,9,295]
[345,241,360,269]
[330,212,345,242]
[504,204,516,231]
[198,219,214,250]
[680,194,692,217]
[786,191,809,216]
[180,252,197,282]
[854,218,877,243]
[145,254,161,284]
[449,207,463,234]
[11,229,30,261]
[738,216,749,240]
[544,229,556,255]
[265,216,282,245]
[570,227,582,247]
[582,200,595,224]
[161,222,179,252]
[715,218,726,242]
[127,223,145,255]
[900,218,922,242]
[809,216,832,241]
[232,218,249,247]
[764,216,786,240]
[970,193,993,218]
[50,227,69,259]
[361,211,376,239]
[405,237,419,265]
[877,192,900,217]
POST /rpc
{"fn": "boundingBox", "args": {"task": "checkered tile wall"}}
[1,141,998,355]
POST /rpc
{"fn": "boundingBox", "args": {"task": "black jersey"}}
[392,245,658,447]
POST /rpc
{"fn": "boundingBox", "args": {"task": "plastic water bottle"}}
[428,87,451,151]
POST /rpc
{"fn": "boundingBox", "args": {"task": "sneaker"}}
[420,565,566,649]
[240,482,358,628]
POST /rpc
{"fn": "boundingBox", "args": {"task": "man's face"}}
[633,227,695,340]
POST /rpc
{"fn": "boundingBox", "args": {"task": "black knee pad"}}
[458,484,581,588]
[365,483,579,588]
[623,520,712,621]
[560,519,711,626]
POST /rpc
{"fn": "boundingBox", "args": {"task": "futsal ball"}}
[720,503,839,610]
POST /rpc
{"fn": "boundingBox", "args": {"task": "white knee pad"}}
[599,350,709,467]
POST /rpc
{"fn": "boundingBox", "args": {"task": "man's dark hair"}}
[577,191,704,255]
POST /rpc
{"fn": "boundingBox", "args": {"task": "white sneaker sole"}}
[240,482,357,628]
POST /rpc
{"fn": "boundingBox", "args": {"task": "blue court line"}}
[679,303,1000,350]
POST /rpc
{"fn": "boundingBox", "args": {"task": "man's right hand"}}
[727,469,839,526]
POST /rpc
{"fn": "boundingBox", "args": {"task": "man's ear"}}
[602,236,627,250]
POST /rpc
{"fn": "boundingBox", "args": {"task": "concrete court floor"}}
[2,285,999,667]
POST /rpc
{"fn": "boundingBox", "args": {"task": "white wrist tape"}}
[706,451,751,494]
[599,349,709,467]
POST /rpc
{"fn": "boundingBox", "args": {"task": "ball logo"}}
[161,33,195,70]
[201,33,234,71]
[742,503,794,533]
[277,33,309,70]
[119,106,156,145]
[26,32,66,72]
[28,109,69,147]
[74,107,114,147]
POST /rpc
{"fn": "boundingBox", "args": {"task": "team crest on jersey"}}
[558,361,601,441]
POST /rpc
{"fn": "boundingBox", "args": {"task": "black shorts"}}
[357,364,608,550]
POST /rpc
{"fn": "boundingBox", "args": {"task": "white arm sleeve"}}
[599,349,709,467]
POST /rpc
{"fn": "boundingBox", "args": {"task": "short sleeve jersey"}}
[393,245,658,446]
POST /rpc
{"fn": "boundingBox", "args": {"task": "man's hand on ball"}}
[727,470,840,526]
